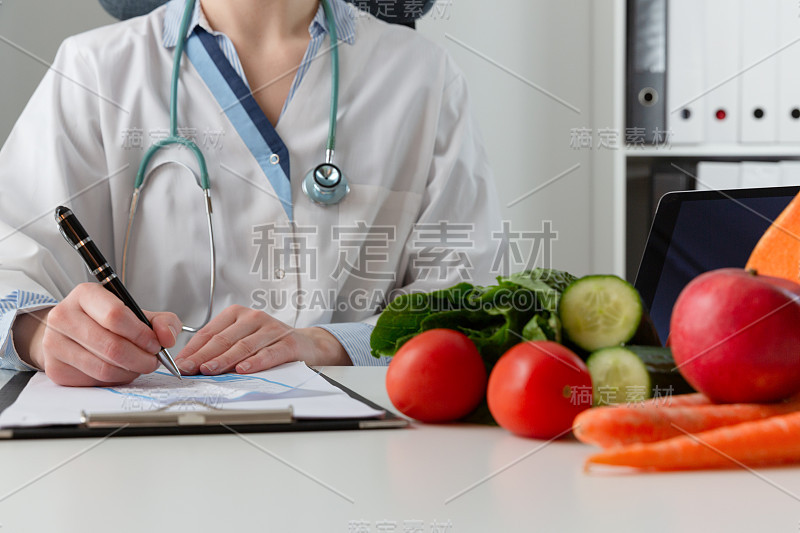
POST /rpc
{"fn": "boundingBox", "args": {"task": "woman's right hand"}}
[13,283,181,387]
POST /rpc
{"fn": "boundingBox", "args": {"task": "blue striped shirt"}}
[0,291,58,371]
[317,322,390,367]
[162,0,357,119]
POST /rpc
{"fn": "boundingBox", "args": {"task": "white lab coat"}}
[0,5,502,353]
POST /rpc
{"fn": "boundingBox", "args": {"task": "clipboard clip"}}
[80,400,294,428]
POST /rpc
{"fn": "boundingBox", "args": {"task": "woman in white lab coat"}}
[0,0,502,386]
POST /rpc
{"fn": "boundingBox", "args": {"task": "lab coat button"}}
[274,268,285,280]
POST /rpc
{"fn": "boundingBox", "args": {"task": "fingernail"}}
[179,360,196,374]
[201,361,219,374]
[237,361,250,372]
[168,325,178,343]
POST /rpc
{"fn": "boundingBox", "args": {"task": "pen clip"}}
[57,224,72,247]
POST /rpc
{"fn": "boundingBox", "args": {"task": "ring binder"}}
[627,0,667,144]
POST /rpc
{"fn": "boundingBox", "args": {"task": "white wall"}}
[0,0,624,278]
[0,0,114,145]
[418,0,624,277]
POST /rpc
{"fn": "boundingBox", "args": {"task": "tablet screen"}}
[634,186,799,344]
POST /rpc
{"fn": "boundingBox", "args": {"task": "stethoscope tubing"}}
[122,0,343,332]
[122,162,216,333]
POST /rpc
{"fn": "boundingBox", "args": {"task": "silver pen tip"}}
[158,348,182,379]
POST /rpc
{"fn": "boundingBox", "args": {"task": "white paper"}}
[0,362,383,428]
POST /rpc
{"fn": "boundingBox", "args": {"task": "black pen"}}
[54,206,182,379]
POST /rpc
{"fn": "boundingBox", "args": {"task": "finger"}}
[198,331,268,375]
[46,297,160,375]
[45,357,136,387]
[196,312,295,375]
[146,311,182,348]
[180,319,261,375]
[79,318,161,375]
[44,356,111,387]
[176,307,239,361]
[77,285,160,354]
[43,333,143,386]
[235,343,297,374]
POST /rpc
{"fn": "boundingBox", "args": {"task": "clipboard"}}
[0,371,408,440]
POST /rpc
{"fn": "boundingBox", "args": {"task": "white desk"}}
[0,367,798,533]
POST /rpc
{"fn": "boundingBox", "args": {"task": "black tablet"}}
[634,186,800,344]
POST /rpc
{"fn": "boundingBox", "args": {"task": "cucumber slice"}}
[586,345,696,406]
[586,347,651,406]
[558,275,642,352]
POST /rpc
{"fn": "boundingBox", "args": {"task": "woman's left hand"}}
[173,305,351,375]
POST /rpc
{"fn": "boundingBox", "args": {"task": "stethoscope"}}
[122,0,348,332]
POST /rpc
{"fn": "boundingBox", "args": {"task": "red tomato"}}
[487,341,592,439]
[386,329,487,423]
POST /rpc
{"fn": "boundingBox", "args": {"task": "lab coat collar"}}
[162,0,357,49]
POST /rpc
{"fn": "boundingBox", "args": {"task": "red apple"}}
[670,268,800,403]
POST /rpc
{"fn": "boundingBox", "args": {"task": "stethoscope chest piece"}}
[302,162,350,205]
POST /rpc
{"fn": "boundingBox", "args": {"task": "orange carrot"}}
[745,190,800,284]
[637,392,708,407]
[585,410,800,471]
[574,396,800,448]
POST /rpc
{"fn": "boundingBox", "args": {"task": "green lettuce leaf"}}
[370,268,577,368]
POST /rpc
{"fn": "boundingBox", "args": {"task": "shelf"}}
[625,145,800,159]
